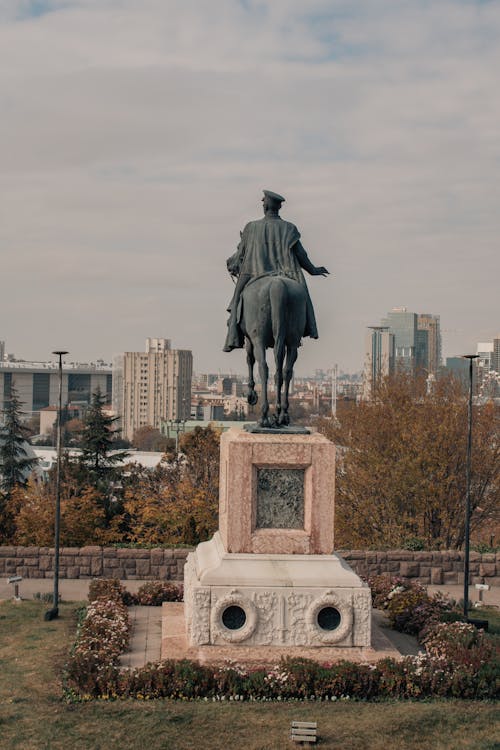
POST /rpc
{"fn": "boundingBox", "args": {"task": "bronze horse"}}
[239,274,307,427]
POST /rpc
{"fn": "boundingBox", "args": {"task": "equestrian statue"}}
[223,190,329,428]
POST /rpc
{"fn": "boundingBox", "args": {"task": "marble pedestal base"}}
[184,532,371,648]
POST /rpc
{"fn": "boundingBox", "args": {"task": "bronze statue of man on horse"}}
[223,190,329,428]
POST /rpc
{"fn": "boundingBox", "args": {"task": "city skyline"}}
[1,1,499,374]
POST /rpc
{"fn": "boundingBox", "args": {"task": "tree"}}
[63,417,85,446]
[0,386,38,494]
[7,482,107,546]
[79,389,125,474]
[121,426,222,545]
[317,372,500,550]
[64,388,129,523]
[132,426,174,452]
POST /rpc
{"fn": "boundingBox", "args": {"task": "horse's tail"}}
[270,277,287,352]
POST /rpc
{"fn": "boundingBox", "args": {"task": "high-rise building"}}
[492,336,500,374]
[378,308,441,374]
[114,338,192,440]
[477,342,494,371]
[363,326,395,398]
[381,308,419,372]
[0,341,4,362]
[417,314,442,374]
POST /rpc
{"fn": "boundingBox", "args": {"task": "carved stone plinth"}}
[184,428,371,653]
[184,532,371,647]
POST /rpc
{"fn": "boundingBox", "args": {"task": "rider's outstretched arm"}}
[293,241,329,276]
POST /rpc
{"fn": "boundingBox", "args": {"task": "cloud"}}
[1,0,499,371]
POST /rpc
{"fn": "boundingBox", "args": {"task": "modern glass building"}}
[379,308,441,375]
[381,308,419,372]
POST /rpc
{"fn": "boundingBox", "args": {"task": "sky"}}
[1,0,499,376]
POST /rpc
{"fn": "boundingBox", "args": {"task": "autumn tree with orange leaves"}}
[317,372,500,550]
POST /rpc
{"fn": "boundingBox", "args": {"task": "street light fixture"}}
[461,354,478,621]
[45,350,68,621]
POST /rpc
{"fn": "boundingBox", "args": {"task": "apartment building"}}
[114,338,192,441]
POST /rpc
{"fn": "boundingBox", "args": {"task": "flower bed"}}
[368,575,460,638]
[63,575,499,702]
[87,578,183,607]
[64,594,131,700]
[64,648,499,702]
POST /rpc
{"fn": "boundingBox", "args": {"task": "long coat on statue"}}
[226,215,319,344]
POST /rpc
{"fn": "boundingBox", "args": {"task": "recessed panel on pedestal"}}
[256,468,305,529]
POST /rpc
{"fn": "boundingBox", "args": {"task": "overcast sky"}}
[1,0,499,375]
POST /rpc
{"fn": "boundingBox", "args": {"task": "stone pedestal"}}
[219,429,335,554]
[184,428,371,651]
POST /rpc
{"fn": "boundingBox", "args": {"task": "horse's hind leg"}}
[254,341,270,426]
[273,337,286,426]
[246,338,258,406]
[281,345,299,425]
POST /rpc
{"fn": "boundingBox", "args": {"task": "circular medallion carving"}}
[212,591,258,643]
[306,592,352,644]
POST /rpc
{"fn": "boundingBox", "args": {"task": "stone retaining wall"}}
[0,546,188,581]
[0,546,498,585]
[340,550,500,586]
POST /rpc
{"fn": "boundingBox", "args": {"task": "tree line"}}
[0,387,220,547]
[0,373,498,550]
[317,372,499,550]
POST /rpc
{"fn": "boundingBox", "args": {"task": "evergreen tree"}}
[79,388,128,483]
[0,386,39,494]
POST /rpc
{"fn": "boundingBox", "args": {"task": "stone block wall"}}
[0,546,188,581]
[339,550,500,586]
[0,546,499,585]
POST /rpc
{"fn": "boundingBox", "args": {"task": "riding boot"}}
[223,309,243,352]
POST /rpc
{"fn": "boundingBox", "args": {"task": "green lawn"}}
[473,606,500,635]
[0,600,498,750]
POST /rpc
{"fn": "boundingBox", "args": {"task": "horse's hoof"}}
[259,417,271,428]
[247,390,258,406]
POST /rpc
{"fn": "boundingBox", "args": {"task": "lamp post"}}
[461,354,478,621]
[45,350,68,621]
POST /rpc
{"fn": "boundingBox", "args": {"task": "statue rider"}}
[223,190,329,352]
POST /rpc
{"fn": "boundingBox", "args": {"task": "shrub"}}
[88,578,126,603]
[129,581,184,606]
[422,621,498,667]
[368,574,403,609]
[369,575,454,637]
[88,578,183,606]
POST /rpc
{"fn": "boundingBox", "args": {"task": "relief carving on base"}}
[253,591,278,644]
[191,588,211,645]
[287,592,314,646]
[352,589,372,646]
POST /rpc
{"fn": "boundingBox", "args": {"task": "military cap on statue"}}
[262,190,285,203]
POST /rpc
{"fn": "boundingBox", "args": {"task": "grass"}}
[0,600,499,750]
[472,606,500,635]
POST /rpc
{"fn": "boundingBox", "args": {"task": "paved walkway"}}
[1,577,498,669]
[119,606,163,668]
